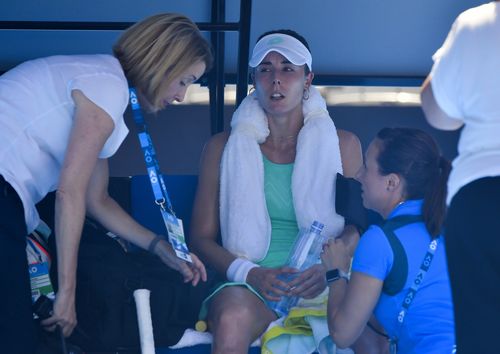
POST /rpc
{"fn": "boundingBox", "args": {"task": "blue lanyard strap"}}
[392,237,438,345]
[128,88,175,216]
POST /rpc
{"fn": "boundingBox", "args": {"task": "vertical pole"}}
[236,0,252,107]
[209,0,226,134]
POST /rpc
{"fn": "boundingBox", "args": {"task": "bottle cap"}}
[195,320,207,332]
[311,221,324,233]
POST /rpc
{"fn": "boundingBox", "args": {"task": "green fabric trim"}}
[198,281,265,320]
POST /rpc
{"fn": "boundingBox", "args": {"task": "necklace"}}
[268,134,298,141]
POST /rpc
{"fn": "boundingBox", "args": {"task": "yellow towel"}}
[261,289,354,354]
[261,290,329,354]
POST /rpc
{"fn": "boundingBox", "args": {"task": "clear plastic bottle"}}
[267,221,326,317]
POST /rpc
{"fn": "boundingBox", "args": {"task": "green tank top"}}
[258,155,299,268]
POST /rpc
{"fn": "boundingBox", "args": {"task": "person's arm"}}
[338,129,363,178]
[321,238,383,348]
[420,76,464,131]
[189,132,292,301]
[84,158,206,286]
[41,89,115,337]
[190,132,235,274]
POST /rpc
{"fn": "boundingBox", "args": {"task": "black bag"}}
[50,219,209,352]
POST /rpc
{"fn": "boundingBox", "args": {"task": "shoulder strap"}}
[381,215,423,295]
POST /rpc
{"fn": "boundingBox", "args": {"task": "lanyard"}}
[27,238,44,263]
[390,237,439,352]
[128,88,175,217]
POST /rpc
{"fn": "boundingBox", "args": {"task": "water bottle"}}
[267,221,326,317]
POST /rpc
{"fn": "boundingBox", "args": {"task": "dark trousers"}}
[0,175,38,354]
[445,177,500,354]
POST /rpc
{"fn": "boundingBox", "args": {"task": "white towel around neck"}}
[220,86,344,262]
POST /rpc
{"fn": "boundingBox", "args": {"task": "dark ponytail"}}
[422,156,451,237]
[376,128,450,238]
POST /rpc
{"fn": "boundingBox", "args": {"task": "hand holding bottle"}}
[266,221,326,316]
[287,264,327,299]
[247,266,298,301]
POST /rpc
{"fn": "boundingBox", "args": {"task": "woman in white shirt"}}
[0,13,211,353]
[420,2,500,352]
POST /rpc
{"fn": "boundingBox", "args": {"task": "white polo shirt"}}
[0,54,129,232]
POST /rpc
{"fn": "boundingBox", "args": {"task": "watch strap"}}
[326,268,350,284]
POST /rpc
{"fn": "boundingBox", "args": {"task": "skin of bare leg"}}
[208,286,277,354]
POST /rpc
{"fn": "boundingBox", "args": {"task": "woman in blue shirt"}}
[321,127,455,353]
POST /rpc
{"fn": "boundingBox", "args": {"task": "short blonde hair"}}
[113,13,213,111]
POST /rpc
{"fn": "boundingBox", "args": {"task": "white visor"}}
[249,33,312,71]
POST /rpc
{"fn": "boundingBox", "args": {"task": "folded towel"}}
[220,86,345,261]
[261,292,354,354]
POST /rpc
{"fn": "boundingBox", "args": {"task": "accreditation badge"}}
[164,212,193,263]
[29,262,55,318]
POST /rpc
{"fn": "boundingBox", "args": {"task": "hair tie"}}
[148,235,164,254]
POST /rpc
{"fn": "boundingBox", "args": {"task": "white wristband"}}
[226,258,259,283]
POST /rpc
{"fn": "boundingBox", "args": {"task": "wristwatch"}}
[325,269,350,284]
